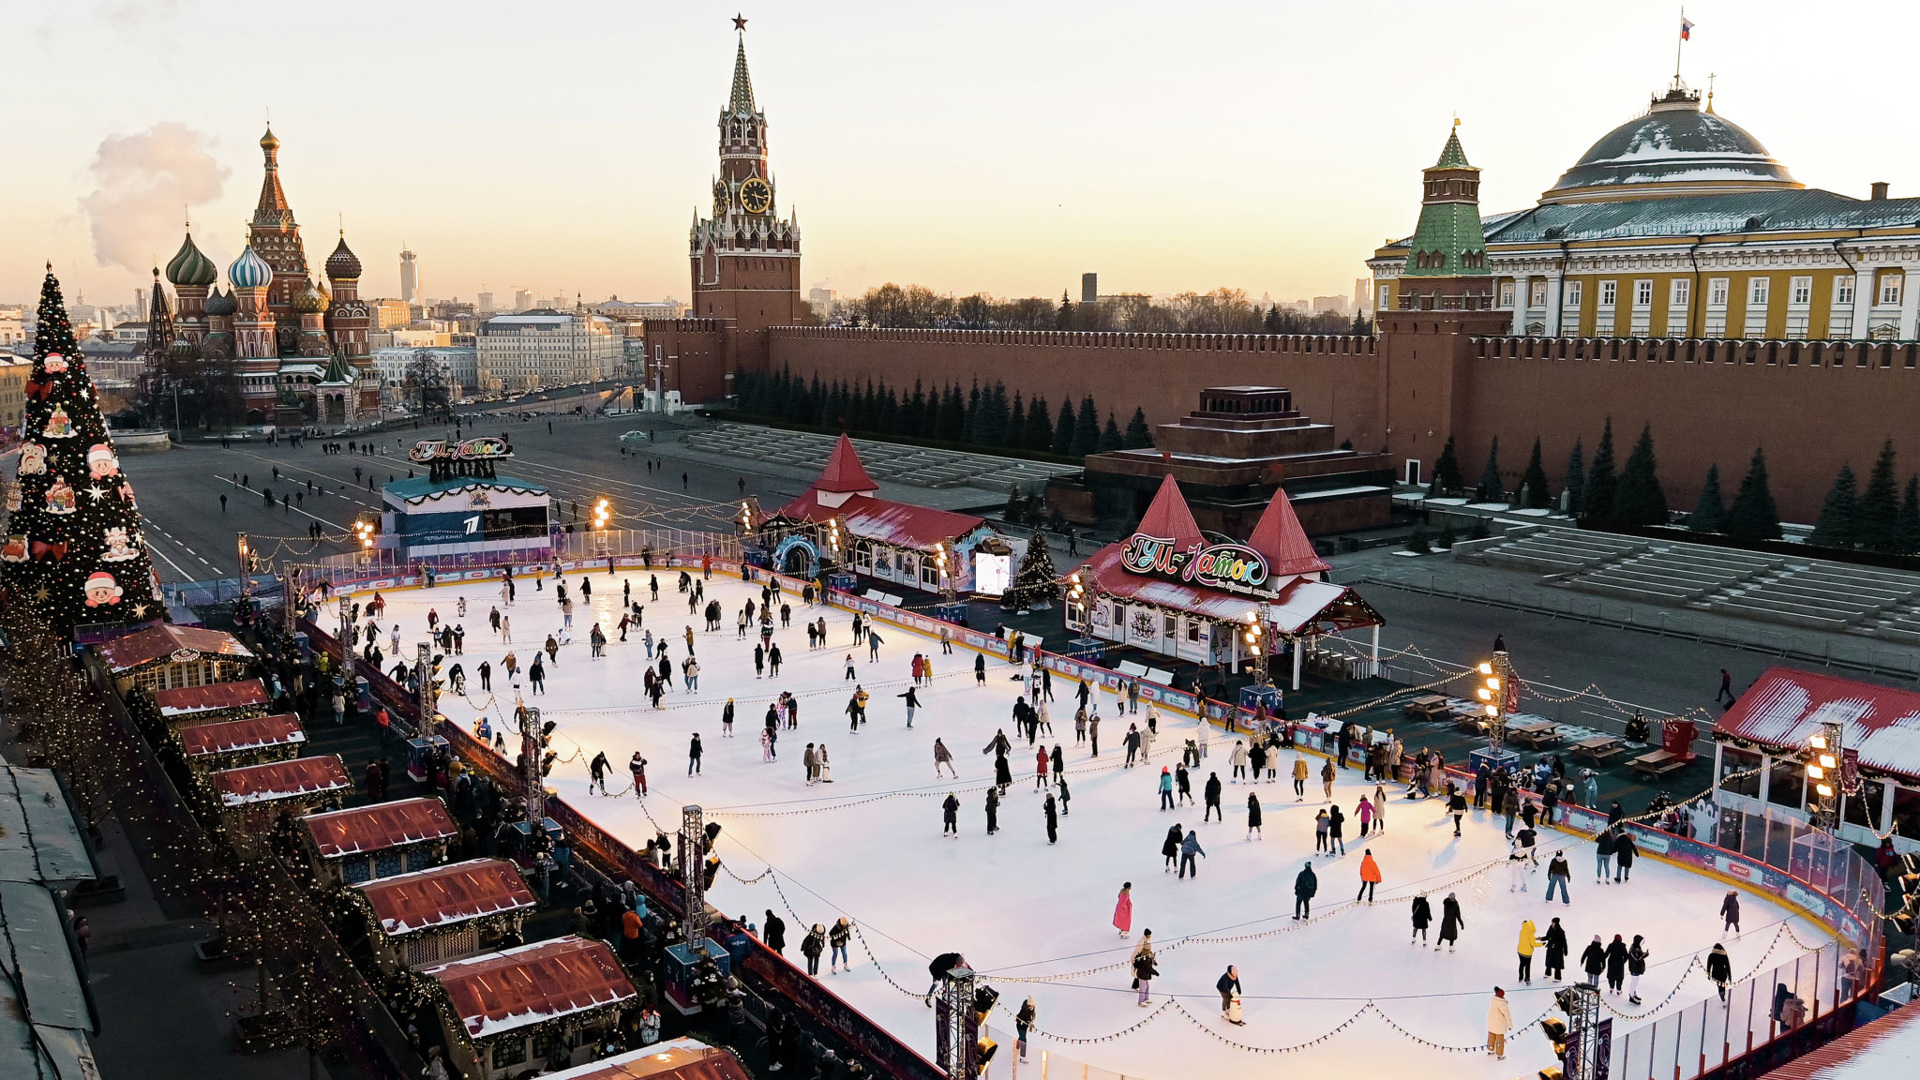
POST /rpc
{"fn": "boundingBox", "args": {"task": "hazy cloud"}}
[81,122,229,273]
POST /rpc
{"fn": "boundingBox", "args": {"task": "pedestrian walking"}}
[828,918,851,973]
[802,924,825,976]
[1293,861,1317,919]
[1131,938,1158,1006]
[1218,966,1245,1026]
[1356,849,1381,902]
[1580,936,1606,987]
[1178,829,1205,879]
[1717,668,1734,705]
[1437,892,1464,952]
[1546,851,1572,904]
[1707,944,1733,1002]
[1517,920,1537,984]
[1486,987,1512,1060]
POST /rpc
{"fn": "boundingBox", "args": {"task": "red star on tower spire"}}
[732,13,747,31]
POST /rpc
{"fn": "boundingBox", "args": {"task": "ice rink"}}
[351,568,1830,1079]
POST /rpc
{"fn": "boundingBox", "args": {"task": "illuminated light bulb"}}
[1478,662,1493,675]
[1806,765,1824,780]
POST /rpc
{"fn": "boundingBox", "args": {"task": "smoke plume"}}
[81,122,229,273]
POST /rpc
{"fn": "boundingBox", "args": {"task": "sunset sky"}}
[11,0,1919,311]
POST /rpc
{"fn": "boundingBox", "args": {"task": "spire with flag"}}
[1676,11,1696,82]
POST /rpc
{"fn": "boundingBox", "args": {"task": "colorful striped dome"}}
[228,246,274,289]
[165,232,218,287]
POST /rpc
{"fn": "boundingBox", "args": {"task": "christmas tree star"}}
[85,484,109,502]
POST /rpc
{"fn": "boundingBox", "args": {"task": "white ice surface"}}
[359,571,1829,1079]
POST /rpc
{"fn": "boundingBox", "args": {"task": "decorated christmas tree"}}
[2,266,162,634]
[1001,530,1063,611]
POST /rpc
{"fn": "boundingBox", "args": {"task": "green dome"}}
[165,232,218,287]
[203,287,235,317]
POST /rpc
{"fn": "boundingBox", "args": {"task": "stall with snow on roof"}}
[302,796,461,885]
[352,857,537,974]
[537,1039,752,1080]
[421,935,637,1080]
[150,678,271,728]
[94,622,254,694]
[211,755,352,847]
[1711,666,1920,852]
[174,712,306,772]
[1066,475,1383,690]
[756,434,1006,595]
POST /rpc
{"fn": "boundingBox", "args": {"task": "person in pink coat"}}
[1113,882,1134,937]
[1357,795,1376,837]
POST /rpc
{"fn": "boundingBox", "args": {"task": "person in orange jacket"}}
[1356,849,1383,903]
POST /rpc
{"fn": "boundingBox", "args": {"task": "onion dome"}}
[165,232,218,287]
[325,235,362,280]
[260,125,280,153]
[1542,87,1798,204]
[167,337,199,362]
[203,287,236,317]
[292,276,328,314]
[228,245,274,289]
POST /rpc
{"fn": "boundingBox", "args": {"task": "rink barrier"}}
[306,570,1887,1080]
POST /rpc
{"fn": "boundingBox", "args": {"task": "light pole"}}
[1475,656,1508,747]
[1806,722,1843,831]
[591,497,612,556]
[1242,609,1269,686]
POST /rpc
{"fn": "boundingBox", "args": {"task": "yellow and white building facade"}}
[1371,86,1920,341]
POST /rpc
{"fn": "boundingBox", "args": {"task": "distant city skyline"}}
[10,1,1920,313]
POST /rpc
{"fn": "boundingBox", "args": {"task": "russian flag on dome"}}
[1680,16,1694,40]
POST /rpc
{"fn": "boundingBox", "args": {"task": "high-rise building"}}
[513,288,533,312]
[478,290,495,314]
[642,17,802,405]
[807,286,836,319]
[399,247,418,303]
[1081,273,1098,303]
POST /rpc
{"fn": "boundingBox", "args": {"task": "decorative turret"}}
[292,276,328,314]
[1395,121,1495,312]
[165,230,218,287]
[293,276,331,357]
[253,126,295,229]
[203,287,235,317]
[325,234,362,281]
[229,246,274,289]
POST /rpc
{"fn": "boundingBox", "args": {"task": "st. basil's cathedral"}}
[156,126,378,426]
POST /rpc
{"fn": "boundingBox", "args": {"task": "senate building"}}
[1369,82,1920,343]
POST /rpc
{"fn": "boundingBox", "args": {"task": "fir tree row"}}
[734,366,1154,459]
[1426,424,1920,554]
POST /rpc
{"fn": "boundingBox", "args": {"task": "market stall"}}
[1066,475,1382,691]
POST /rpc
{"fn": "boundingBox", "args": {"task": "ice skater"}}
[1293,861,1317,920]
[1517,920,1537,984]
[1720,889,1741,934]
[1113,882,1133,936]
[1356,849,1381,902]
[1246,792,1262,840]
[1410,894,1431,944]
[1437,892,1464,952]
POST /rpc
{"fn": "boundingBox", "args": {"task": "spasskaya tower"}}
[657,15,801,402]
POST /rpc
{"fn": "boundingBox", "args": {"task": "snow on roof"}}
[355,858,536,936]
[1758,998,1920,1078]
[1378,188,1920,250]
[213,756,351,807]
[537,1039,753,1080]
[776,490,987,552]
[813,433,878,494]
[177,713,306,758]
[95,623,252,672]
[1714,668,1920,783]
[425,936,636,1040]
[1244,487,1331,578]
[303,797,459,859]
[154,679,269,718]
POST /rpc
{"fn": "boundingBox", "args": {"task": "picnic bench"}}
[1404,694,1452,722]
[1505,720,1561,750]
[1628,748,1691,778]
[1571,736,1627,766]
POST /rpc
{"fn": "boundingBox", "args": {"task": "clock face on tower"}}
[713,180,730,216]
[738,177,772,214]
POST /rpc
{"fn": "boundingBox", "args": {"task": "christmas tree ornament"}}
[44,477,77,515]
[87,443,120,478]
[83,571,123,607]
[1,536,25,562]
[100,527,139,562]
[43,405,75,438]
[18,443,46,474]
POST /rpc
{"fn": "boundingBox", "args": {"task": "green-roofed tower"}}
[1396,122,1497,312]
